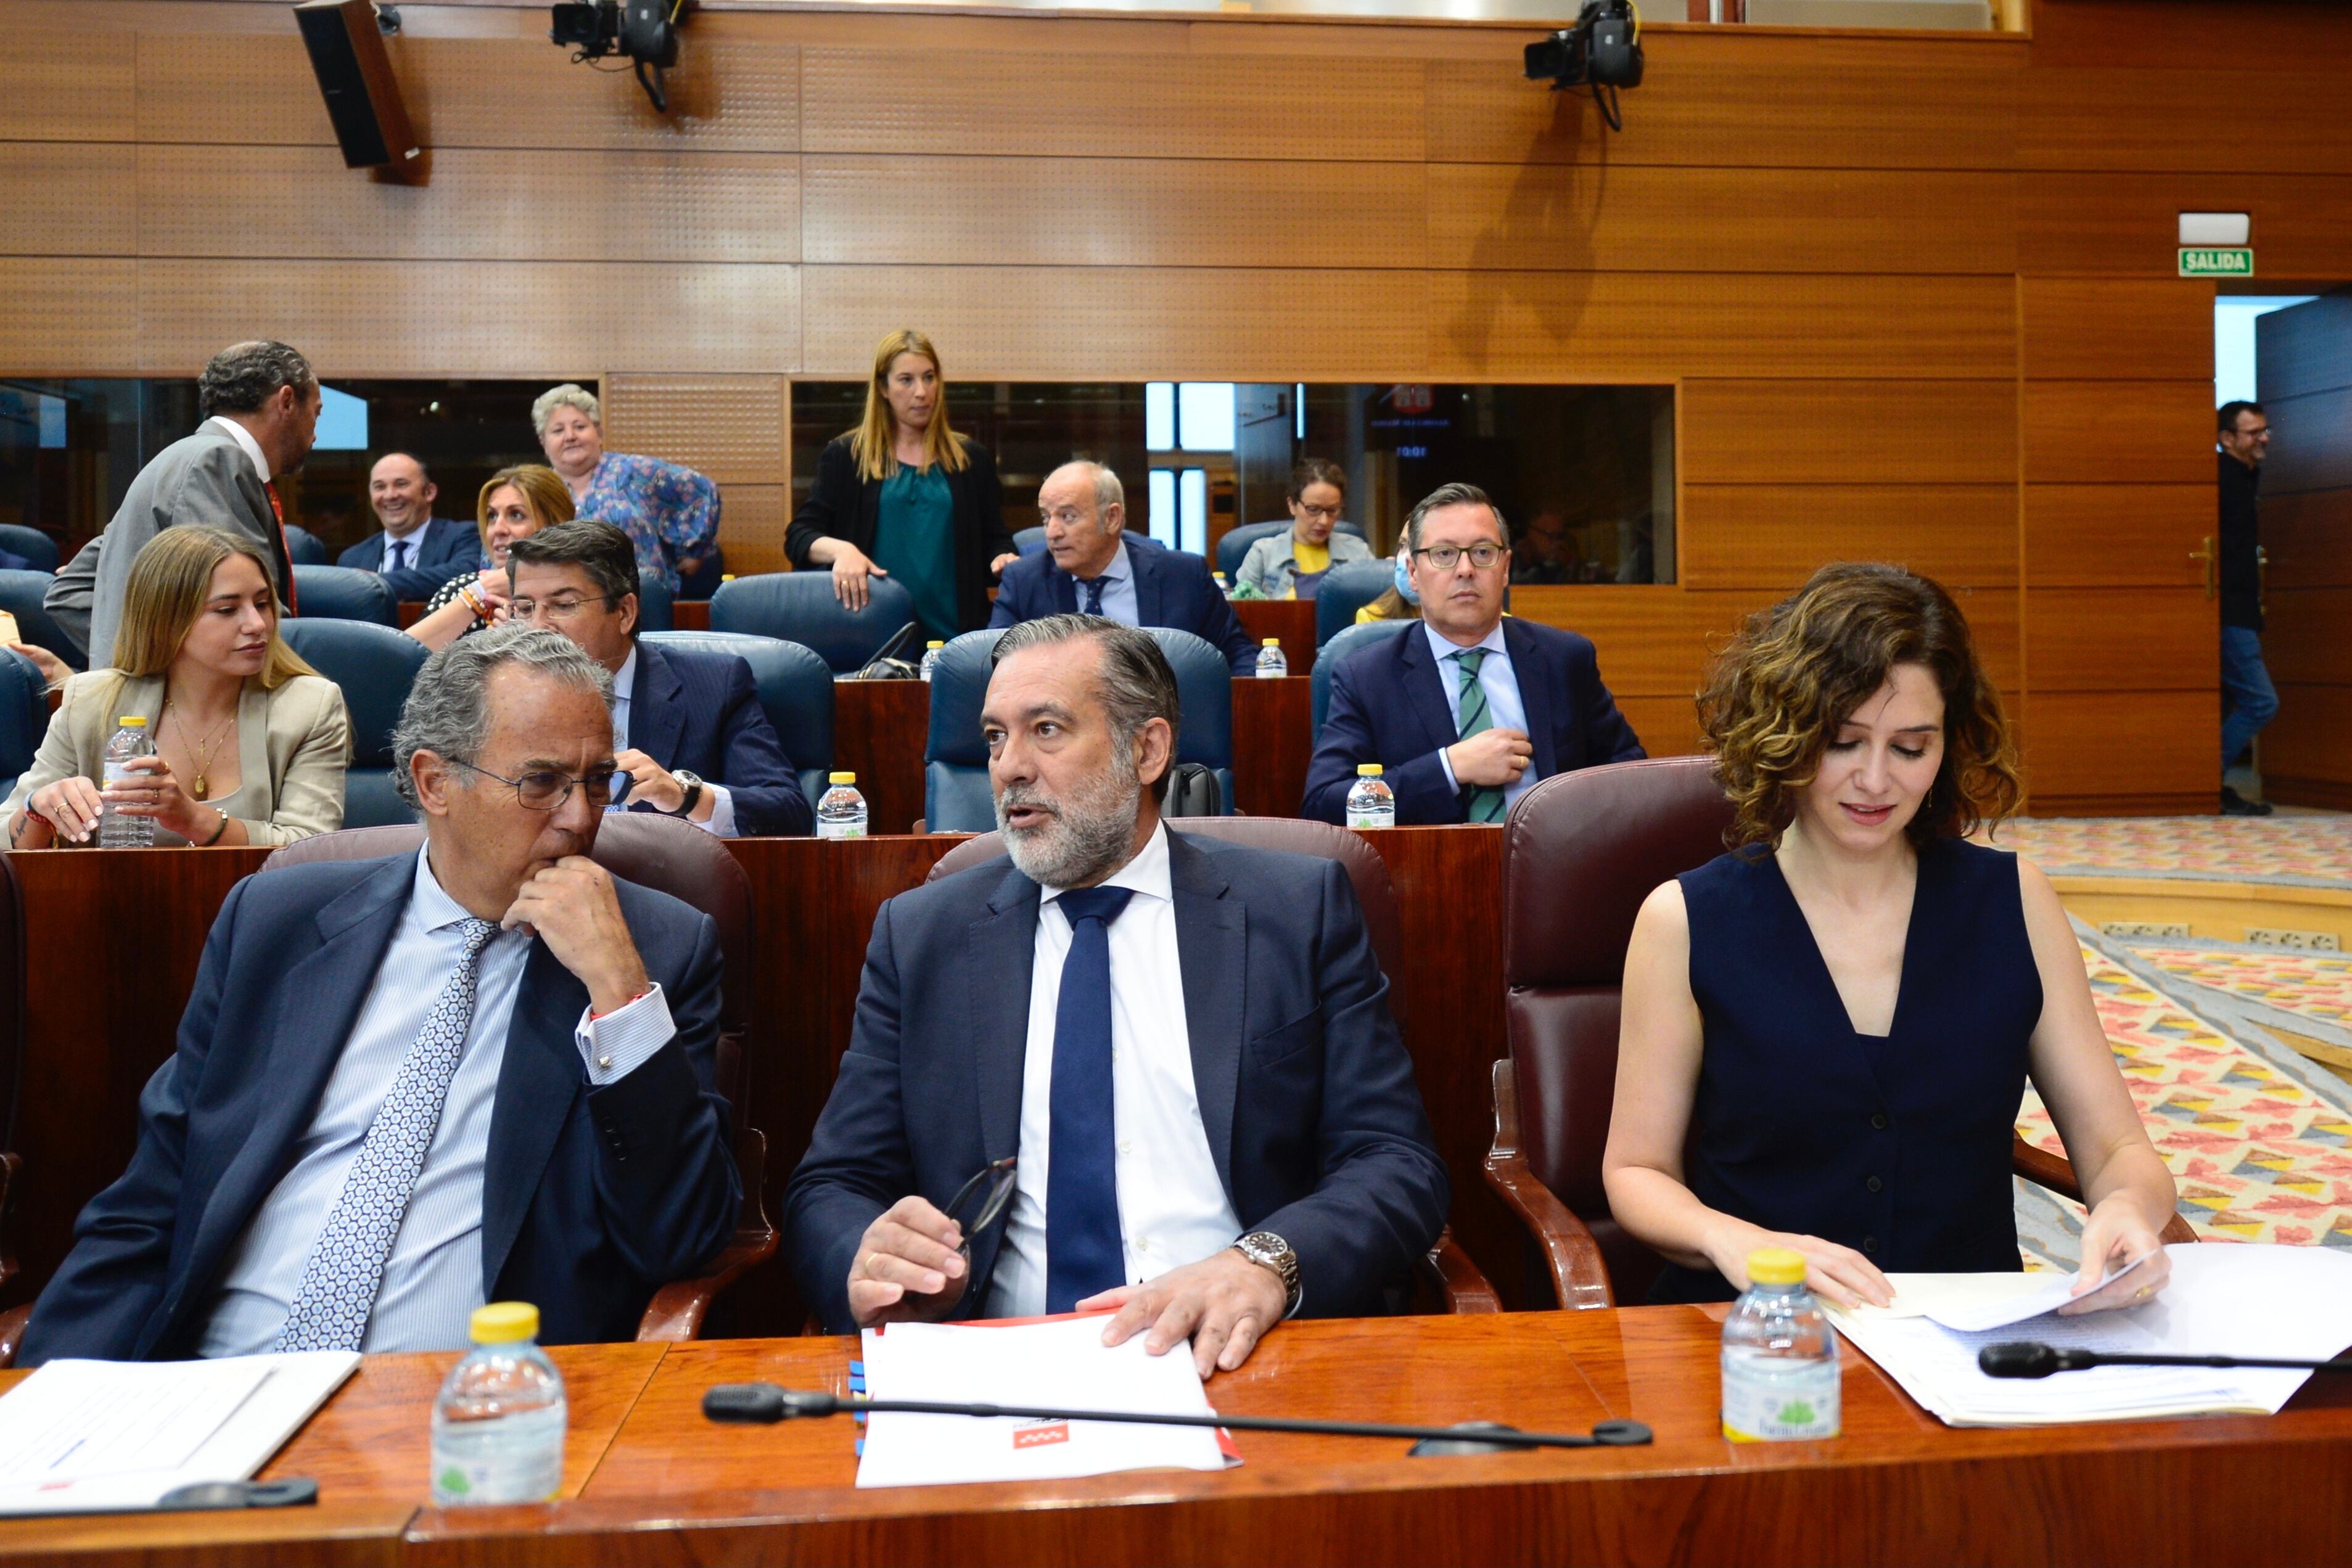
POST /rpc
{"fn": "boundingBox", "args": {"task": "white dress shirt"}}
[1072,540,1140,627]
[377,528,424,577]
[609,645,736,837]
[198,847,675,1357]
[1426,620,1537,811]
[206,415,271,484]
[986,823,1242,1319]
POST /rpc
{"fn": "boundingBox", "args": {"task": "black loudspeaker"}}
[294,0,423,177]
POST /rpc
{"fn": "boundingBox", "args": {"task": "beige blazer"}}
[4,671,352,847]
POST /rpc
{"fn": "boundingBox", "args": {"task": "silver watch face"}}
[673,770,704,790]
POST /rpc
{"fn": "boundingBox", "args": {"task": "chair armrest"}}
[0,1303,25,1370]
[1414,1230,1502,1314]
[636,1128,779,1344]
[1483,1059,1614,1310]
[2012,1133,2198,1247]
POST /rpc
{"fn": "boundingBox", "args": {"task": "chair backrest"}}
[290,565,397,626]
[929,816,1401,985]
[0,525,58,575]
[278,618,430,829]
[0,651,49,803]
[1012,525,1048,556]
[1502,755,1735,1302]
[709,572,918,674]
[261,813,755,1116]
[0,570,84,671]
[1215,520,1290,581]
[635,570,675,634]
[675,545,725,601]
[1309,617,1412,736]
[923,626,1234,834]
[1315,559,1397,646]
[281,525,330,566]
[641,630,834,803]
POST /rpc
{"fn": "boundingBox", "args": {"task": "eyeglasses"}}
[450,757,615,811]
[509,594,613,622]
[1413,543,1508,571]
[1294,504,1343,522]
[945,1155,1018,1262]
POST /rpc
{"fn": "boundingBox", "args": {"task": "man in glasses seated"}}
[19,626,741,1363]
[786,615,1448,1377]
[1302,482,1645,826]
[508,520,810,837]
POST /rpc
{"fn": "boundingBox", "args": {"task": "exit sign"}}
[2179,247,2255,277]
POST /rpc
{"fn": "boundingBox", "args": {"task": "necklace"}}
[165,697,237,800]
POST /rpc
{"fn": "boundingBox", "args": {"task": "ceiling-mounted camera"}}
[551,1,683,112]
[1525,0,1643,131]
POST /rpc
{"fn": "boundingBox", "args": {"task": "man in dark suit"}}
[337,453,480,603]
[46,340,315,665]
[509,520,810,837]
[787,615,1447,1377]
[1304,482,1644,826]
[989,461,1259,676]
[21,626,740,1362]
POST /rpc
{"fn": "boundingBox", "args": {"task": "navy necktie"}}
[1079,576,1105,617]
[385,538,408,576]
[1045,884,1133,1314]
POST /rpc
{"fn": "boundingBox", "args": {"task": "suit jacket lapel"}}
[1167,833,1243,1194]
[966,864,1040,1292]
[480,941,586,1294]
[628,642,686,766]
[1048,568,1079,616]
[1130,542,1166,627]
[1504,620,1560,779]
[1397,626,1461,757]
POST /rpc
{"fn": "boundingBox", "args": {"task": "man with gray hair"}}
[1303,480,1643,825]
[789,615,1447,1376]
[47,340,321,664]
[989,460,1259,676]
[22,625,739,1363]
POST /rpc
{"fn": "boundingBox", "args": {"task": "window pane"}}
[1144,382,1176,453]
[1176,383,1235,452]
[313,385,370,451]
[1179,467,1207,556]
[1148,469,1178,548]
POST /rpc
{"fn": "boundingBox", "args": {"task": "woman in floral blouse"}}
[532,383,718,592]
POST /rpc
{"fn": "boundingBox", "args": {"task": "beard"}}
[996,761,1143,889]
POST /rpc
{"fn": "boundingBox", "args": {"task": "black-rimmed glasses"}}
[449,757,615,812]
[1412,543,1508,571]
[946,1155,1018,1262]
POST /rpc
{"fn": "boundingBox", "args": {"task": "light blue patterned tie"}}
[274,917,501,1353]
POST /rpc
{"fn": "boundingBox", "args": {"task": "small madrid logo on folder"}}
[1011,1421,1071,1450]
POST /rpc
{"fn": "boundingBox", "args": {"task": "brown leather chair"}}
[931,817,1498,1314]
[1486,755,2195,1312]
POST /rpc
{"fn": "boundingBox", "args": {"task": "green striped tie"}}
[1454,649,1505,823]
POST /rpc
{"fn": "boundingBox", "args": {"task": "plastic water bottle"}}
[98,716,156,848]
[1721,1247,1840,1442]
[1254,639,1288,679]
[918,640,945,682]
[1213,572,1233,597]
[430,1302,567,1506]
[1345,763,1395,829]
[816,771,868,839]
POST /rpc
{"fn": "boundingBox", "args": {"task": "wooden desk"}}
[829,680,930,834]
[1230,676,1311,819]
[1232,598,1317,679]
[9,1311,2350,1564]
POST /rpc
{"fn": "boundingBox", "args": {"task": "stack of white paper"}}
[856,1316,1229,1488]
[0,1352,359,1515]
[1829,1243,2352,1427]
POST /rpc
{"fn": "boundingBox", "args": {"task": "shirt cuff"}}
[699,782,736,838]
[1436,742,1459,792]
[574,983,675,1084]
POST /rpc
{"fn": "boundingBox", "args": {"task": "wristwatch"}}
[670,770,705,818]
[1233,1231,1301,1317]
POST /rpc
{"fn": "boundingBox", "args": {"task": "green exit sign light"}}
[2179,247,2255,277]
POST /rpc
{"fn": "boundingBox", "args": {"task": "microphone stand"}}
[1981,1344,2352,1378]
[704,1384,1653,1457]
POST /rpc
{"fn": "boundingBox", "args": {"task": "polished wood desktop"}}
[3,1310,2348,1565]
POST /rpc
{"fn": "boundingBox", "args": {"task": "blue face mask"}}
[1393,554,1420,605]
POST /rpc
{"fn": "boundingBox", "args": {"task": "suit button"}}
[1866,1175,1883,1193]
[1870,1113,1889,1131]
[1862,1235,1880,1254]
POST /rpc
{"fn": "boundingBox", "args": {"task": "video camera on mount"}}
[1525,0,1643,129]
[549,1,681,112]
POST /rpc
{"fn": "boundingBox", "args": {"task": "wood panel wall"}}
[2256,293,2352,810]
[7,0,2352,806]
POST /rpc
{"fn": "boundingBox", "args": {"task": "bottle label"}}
[429,1420,564,1505]
[816,818,867,840]
[1346,807,1395,829]
[1721,1363,1840,1442]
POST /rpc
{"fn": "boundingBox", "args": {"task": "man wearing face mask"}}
[786,615,1447,1378]
[1302,482,1645,826]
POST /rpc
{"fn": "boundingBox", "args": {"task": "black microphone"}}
[701,1382,1652,1456]
[1980,1342,2352,1379]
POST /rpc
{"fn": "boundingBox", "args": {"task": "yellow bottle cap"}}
[926,640,945,649]
[829,771,856,785]
[1262,638,1281,647]
[1357,763,1384,776]
[117,716,148,728]
[1746,1247,1808,1287]
[469,1301,540,1344]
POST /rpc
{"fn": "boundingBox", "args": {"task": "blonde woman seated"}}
[4,528,350,849]
[407,464,575,652]
[1603,563,2176,1314]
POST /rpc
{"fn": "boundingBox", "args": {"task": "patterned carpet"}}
[1994,815,2352,889]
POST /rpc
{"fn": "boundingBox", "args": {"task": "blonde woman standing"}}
[6,528,350,848]
[786,329,1016,639]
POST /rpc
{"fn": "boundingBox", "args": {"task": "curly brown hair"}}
[1698,562,2021,850]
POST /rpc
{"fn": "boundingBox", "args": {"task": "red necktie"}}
[265,480,300,614]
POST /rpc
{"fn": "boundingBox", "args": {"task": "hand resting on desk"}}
[1083,1248,1288,1379]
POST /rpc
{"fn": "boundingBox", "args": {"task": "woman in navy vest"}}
[1603,564,2177,1313]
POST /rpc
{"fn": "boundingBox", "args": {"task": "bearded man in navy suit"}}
[989,462,1259,677]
